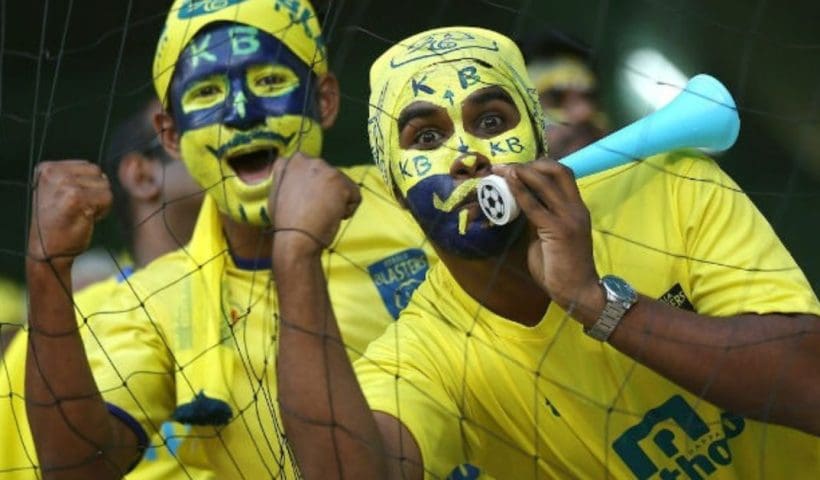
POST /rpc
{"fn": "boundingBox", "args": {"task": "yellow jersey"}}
[355,152,820,479]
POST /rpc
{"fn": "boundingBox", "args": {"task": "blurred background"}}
[1,0,818,291]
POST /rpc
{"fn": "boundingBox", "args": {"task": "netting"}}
[2,0,819,479]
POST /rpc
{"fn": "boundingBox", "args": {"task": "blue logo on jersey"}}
[613,395,745,479]
[447,463,482,479]
[368,248,429,319]
[143,421,191,461]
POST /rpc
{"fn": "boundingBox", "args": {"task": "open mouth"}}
[227,148,279,185]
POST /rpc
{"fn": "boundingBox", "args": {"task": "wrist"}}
[272,231,324,269]
[583,275,639,342]
[26,254,73,274]
[561,280,607,327]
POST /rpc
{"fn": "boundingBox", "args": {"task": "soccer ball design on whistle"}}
[478,174,520,226]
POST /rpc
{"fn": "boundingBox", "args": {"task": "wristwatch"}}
[584,275,638,342]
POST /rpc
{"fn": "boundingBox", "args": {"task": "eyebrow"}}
[467,86,516,106]
[397,103,441,132]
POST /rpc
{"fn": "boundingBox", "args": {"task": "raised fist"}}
[28,160,112,265]
[268,153,361,258]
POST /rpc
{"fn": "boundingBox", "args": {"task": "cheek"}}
[486,126,538,165]
[178,127,225,185]
[391,150,453,197]
[403,175,455,215]
[266,115,324,157]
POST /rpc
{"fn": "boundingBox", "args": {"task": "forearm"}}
[586,296,820,433]
[274,245,389,480]
[26,259,138,479]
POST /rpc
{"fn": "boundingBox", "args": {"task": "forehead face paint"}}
[390,60,537,258]
[170,24,323,226]
[170,24,318,133]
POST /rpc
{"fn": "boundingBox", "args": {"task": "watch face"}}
[603,275,637,302]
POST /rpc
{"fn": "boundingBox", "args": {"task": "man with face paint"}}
[272,27,820,479]
[23,1,434,478]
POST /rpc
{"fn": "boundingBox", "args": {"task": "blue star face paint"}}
[170,23,324,226]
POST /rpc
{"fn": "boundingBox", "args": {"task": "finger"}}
[491,163,512,176]
[512,161,567,212]
[270,154,299,212]
[342,180,362,220]
[35,160,104,186]
[529,158,580,203]
[86,187,113,221]
[503,166,554,227]
[66,184,112,222]
[69,172,110,191]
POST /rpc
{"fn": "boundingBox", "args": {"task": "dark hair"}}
[104,99,171,256]
[516,28,594,67]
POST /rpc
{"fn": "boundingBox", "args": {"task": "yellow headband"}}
[153,0,327,106]
[527,56,597,94]
[367,26,547,193]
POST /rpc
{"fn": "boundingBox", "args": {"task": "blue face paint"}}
[169,23,318,134]
[405,174,524,259]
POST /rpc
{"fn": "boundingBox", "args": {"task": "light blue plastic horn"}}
[560,74,740,179]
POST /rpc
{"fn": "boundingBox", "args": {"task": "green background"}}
[1,0,818,290]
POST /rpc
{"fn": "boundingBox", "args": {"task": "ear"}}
[118,152,162,202]
[153,110,181,159]
[317,73,340,129]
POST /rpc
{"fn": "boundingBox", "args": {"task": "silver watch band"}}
[584,275,637,342]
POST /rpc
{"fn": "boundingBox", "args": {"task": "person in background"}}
[518,28,609,159]
[105,98,204,271]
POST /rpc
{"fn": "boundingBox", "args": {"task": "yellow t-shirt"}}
[0,165,435,479]
[355,152,820,479]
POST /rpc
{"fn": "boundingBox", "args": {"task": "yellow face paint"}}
[179,114,323,225]
[432,178,480,213]
[181,75,229,114]
[389,60,538,199]
[246,64,300,98]
[458,208,469,235]
[367,27,547,258]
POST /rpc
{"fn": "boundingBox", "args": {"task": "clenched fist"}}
[28,160,112,265]
[269,153,361,259]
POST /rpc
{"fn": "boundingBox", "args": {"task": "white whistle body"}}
[477,174,520,226]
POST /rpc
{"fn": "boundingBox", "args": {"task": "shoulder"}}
[341,164,396,203]
[126,249,195,291]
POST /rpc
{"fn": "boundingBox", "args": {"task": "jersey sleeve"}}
[674,155,820,316]
[354,316,472,479]
[76,279,176,448]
